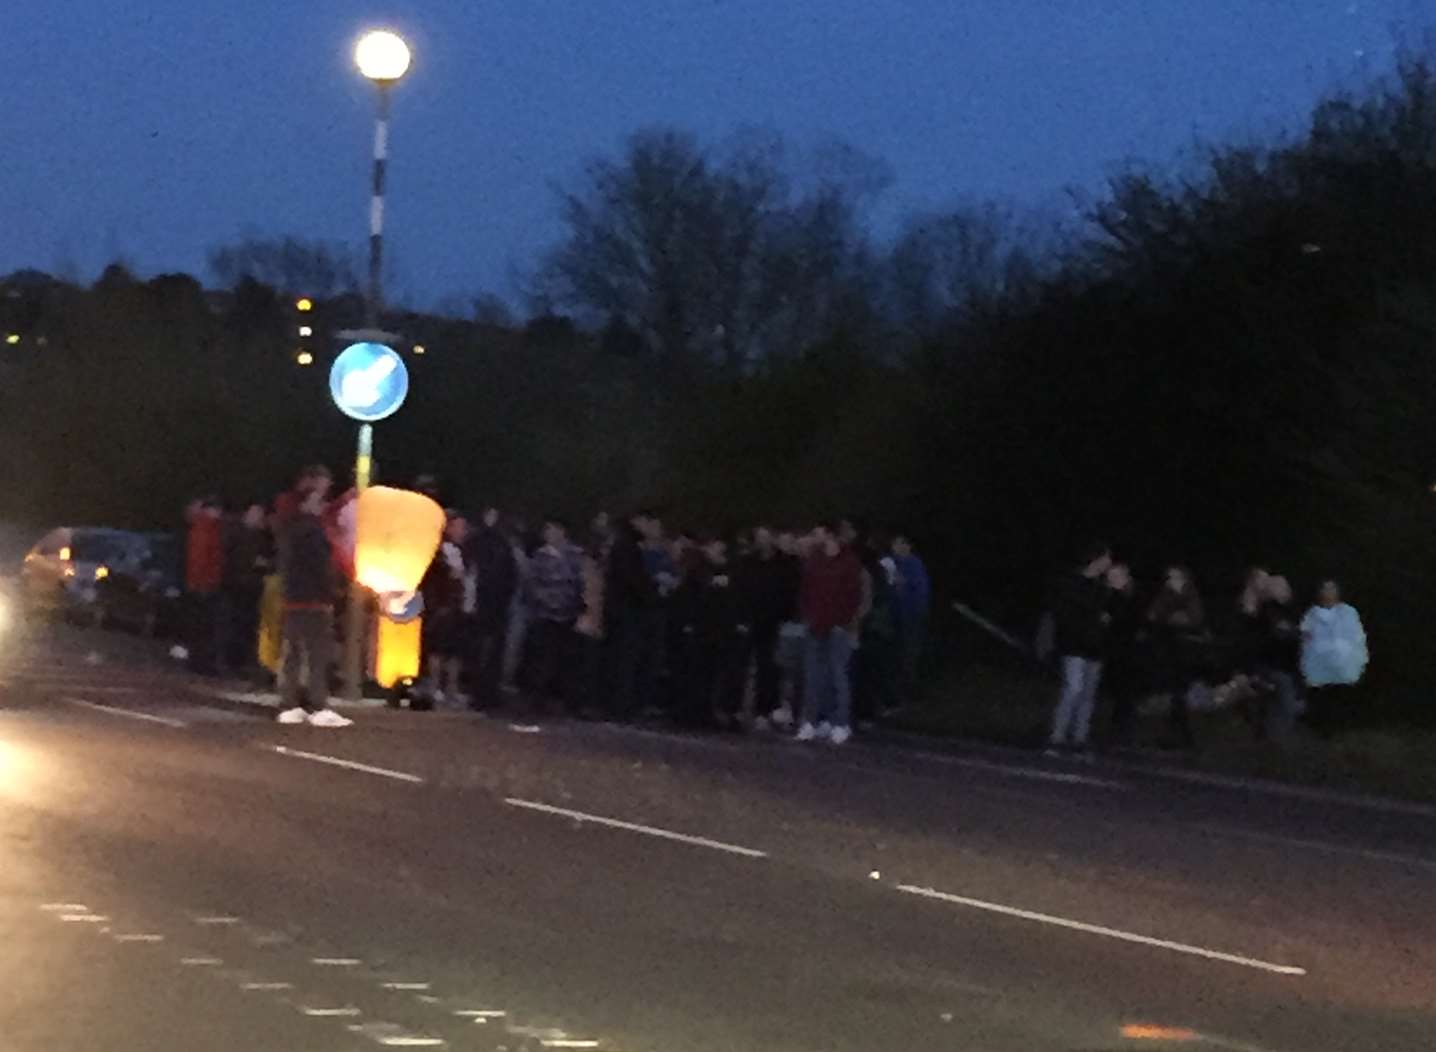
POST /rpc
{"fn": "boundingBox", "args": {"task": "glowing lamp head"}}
[354,486,445,596]
[295,297,314,312]
[296,351,315,366]
[355,30,411,82]
[94,566,109,581]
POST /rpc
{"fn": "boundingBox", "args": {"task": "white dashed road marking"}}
[269,745,424,784]
[65,697,187,728]
[895,884,1307,976]
[505,798,768,859]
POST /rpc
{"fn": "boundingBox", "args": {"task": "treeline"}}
[4,54,1436,698]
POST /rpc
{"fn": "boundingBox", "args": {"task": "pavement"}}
[2,620,1434,1051]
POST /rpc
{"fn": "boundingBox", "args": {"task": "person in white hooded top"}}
[1300,578,1368,735]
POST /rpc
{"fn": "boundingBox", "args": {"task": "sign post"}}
[329,341,410,701]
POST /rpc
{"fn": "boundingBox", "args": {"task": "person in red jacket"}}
[797,522,864,744]
[184,496,226,674]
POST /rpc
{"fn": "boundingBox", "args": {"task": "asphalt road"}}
[2,620,1434,1051]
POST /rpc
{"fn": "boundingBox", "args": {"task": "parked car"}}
[96,532,184,636]
[21,527,150,625]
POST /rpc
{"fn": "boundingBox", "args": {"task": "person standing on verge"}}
[573,533,610,717]
[1046,544,1113,757]
[738,525,800,731]
[499,518,531,697]
[223,502,273,679]
[1102,561,1145,748]
[463,507,516,711]
[183,496,226,675]
[419,513,470,707]
[891,533,931,710]
[1300,578,1368,736]
[796,523,865,745]
[1145,565,1207,751]
[525,519,583,709]
[605,511,661,721]
[275,487,351,727]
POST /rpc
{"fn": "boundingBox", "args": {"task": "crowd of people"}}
[1044,543,1369,756]
[181,466,933,742]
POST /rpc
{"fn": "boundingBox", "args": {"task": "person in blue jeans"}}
[796,524,864,745]
[1046,543,1113,755]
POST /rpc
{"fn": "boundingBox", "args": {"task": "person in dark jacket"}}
[738,525,800,729]
[672,535,746,729]
[853,531,901,723]
[1248,574,1302,744]
[605,511,661,720]
[1146,565,1207,750]
[796,524,865,745]
[275,488,350,727]
[1102,562,1146,747]
[222,502,273,676]
[1046,543,1113,755]
[419,513,470,706]
[463,507,516,710]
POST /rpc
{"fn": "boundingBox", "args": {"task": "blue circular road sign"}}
[330,342,409,422]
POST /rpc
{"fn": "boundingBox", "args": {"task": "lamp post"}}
[339,28,411,702]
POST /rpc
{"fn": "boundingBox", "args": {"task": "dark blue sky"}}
[4,1,1428,308]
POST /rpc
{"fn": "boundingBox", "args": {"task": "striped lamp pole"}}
[367,84,392,328]
[354,29,410,326]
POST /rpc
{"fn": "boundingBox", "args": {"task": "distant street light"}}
[296,350,314,366]
[295,297,314,312]
[412,344,425,355]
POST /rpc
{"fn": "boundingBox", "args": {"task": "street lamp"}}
[339,28,412,702]
[354,29,410,329]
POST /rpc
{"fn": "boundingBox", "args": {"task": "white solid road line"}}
[895,884,1307,976]
[64,697,187,728]
[1193,821,1436,874]
[904,751,1126,790]
[505,798,769,859]
[269,745,425,784]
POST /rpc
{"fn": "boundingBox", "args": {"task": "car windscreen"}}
[71,533,142,565]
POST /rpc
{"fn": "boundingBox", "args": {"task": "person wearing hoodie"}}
[1301,579,1368,736]
[275,488,351,728]
[796,523,865,745]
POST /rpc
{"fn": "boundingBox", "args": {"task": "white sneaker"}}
[815,721,833,740]
[276,706,308,725]
[795,722,817,742]
[307,709,353,728]
[829,725,852,746]
[770,705,794,729]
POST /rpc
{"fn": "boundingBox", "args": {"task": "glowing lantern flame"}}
[353,486,444,596]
